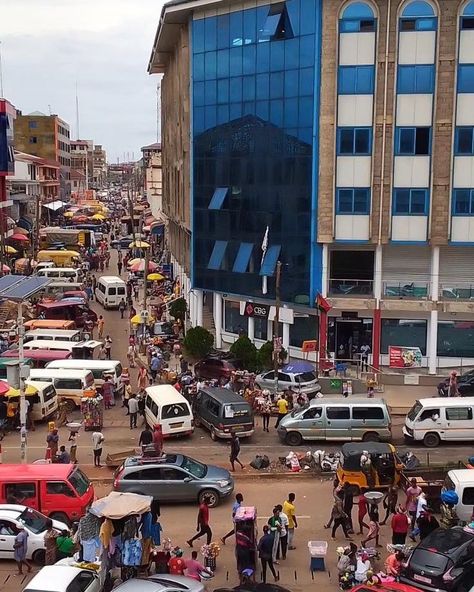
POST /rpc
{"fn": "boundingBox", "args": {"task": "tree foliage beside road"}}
[183,325,214,360]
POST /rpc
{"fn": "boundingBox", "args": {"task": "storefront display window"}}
[224,301,244,334]
[438,321,474,358]
[381,319,427,355]
[254,317,268,340]
[290,315,317,347]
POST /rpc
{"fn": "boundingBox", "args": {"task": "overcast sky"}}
[1,0,164,162]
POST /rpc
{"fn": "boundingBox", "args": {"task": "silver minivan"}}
[277,397,392,446]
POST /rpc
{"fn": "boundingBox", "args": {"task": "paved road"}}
[0,477,413,592]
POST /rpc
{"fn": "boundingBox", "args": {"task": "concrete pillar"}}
[214,292,223,349]
[248,316,255,342]
[429,310,438,375]
[374,244,383,300]
[195,289,203,327]
[428,246,440,375]
[283,322,290,350]
[189,291,195,326]
[321,244,329,298]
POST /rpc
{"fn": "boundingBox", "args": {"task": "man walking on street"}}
[97,315,105,339]
[139,425,153,453]
[283,493,298,550]
[221,493,243,544]
[92,431,104,468]
[104,335,112,360]
[258,525,278,583]
[14,524,32,576]
[230,432,244,471]
[119,299,126,319]
[128,394,139,429]
[275,394,288,428]
[187,498,212,547]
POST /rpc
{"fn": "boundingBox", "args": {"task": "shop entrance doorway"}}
[330,318,373,361]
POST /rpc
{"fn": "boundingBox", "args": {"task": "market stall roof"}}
[90,491,152,519]
[42,200,68,211]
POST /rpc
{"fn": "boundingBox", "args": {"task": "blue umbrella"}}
[282,361,315,373]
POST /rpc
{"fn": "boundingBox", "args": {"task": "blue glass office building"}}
[191,1,322,305]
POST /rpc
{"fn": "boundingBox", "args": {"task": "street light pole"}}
[273,261,282,394]
[17,302,28,464]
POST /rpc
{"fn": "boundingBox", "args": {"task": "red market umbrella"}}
[129,260,158,273]
[9,233,29,242]
[0,381,10,396]
[13,227,29,236]
[1,264,10,273]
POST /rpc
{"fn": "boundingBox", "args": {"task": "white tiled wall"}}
[396,94,433,127]
[337,95,374,126]
[398,31,437,65]
[459,30,474,64]
[391,215,428,242]
[336,156,372,187]
[339,32,376,66]
[393,156,431,188]
[335,214,370,241]
[453,156,474,188]
[451,217,474,243]
[456,94,474,126]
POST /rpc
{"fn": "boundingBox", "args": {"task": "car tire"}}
[32,549,45,565]
[285,431,302,446]
[423,432,440,448]
[199,489,219,508]
[362,431,380,442]
[210,427,218,441]
[49,512,70,526]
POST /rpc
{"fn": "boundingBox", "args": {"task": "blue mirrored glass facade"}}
[191,0,322,305]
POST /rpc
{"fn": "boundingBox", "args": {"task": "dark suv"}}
[400,527,474,592]
[194,357,237,381]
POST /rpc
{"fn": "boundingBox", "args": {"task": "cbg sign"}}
[244,302,269,319]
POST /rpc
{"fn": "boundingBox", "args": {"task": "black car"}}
[438,370,474,396]
[400,527,474,592]
[110,236,134,250]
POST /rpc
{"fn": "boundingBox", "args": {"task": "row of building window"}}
[335,126,431,156]
[208,240,281,275]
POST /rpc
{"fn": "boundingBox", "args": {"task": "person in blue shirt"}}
[221,493,243,544]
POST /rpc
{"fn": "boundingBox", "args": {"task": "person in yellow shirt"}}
[282,493,298,550]
[275,395,289,428]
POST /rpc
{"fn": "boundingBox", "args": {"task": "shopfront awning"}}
[42,200,67,211]
[150,220,165,236]
[10,193,29,203]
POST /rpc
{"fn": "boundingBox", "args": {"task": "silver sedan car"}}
[114,576,205,592]
[256,369,321,395]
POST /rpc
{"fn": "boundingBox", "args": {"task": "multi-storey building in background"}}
[70,139,93,194]
[150,0,474,373]
[141,142,163,220]
[14,111,71,200]
[92,144,107,188]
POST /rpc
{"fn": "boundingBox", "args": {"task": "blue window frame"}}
[393,188,428,215]
[453,189,474,215]
[338,66,375,94]
[208,241,227,270]
[399,1,436,30]
[208,187,228,210]
[337,127,372,155]
[458,65,474,93]
[260,3,294,41]
[397,65,435,94]
[260,245,281,276]
[395,127,431,155]
[461,1,474,28]
[336,188,371,214]
[455,127,474,155]
[340,3,376,32]
[233,243,254,273]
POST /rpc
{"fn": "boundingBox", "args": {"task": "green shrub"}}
[230,335,258,372]
[183,326,214,360]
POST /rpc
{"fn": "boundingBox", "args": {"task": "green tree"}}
[183,326,214,360]
[169,297,187,321]
[230,335,258,372]
[257,341,288,371]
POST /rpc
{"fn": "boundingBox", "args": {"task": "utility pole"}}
[17,302,27,463]
[33,194,40,262]
[273,261,282,394]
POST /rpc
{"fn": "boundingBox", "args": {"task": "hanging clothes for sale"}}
[123,538,142,566]
[81,394,104,431]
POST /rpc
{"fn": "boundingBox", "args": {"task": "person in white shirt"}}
[275,504,289,560]
[92,431,104,467]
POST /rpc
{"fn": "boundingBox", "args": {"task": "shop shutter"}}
[439,246,474,281]
[382,245,431,282]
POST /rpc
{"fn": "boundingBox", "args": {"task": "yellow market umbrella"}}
[5,246,17,254]
[130,314,143,324]
[147,273,164,281]
[64,211,75,218]
[7,384,38,397]
[129,240,150,249]
[92,213,105,221]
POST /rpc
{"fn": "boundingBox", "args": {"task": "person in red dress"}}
[168,548,186,575]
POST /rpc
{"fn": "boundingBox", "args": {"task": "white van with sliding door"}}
[145,385,194,438]
[404,397,474,447]
[24,380,58,421]
[28,369,95,410]
[36,267,83,282]
[24,329,82,343]
[95,276,127,309]
[46,359,124,396]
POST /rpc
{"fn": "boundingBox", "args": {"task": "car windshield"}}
[407,401,423,421]
[181,456,207,479]
[291,404,309,417]
[68,467,90,496]
[295,371,317,383]
[421,527,473,553]
[411,548,450,573]
[18,507,49,534]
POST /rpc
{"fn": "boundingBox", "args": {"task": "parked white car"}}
[255,369,322,395]
[23,565,100,592]
[0,505,68,563]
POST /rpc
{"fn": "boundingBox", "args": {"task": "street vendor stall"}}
[234,506,257,578]
[81,389,104,431]
[84,491,162,585]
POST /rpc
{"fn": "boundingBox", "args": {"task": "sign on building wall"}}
[243,301,269,319]
[389,346,423,369]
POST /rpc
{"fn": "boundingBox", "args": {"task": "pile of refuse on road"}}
[249,449,342,474]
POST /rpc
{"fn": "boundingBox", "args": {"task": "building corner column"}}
[372,245,383,370]
[321,244,329,298]
[319,311,328,362]
[214,293,223,349]
[248,316,255,342]
[282,306,290,350]
[195,289,203,327]
[429,246,440,375]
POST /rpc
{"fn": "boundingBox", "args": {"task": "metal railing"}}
[439,284,474,300]
[383,281,430,299]
[328,278,374,297]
